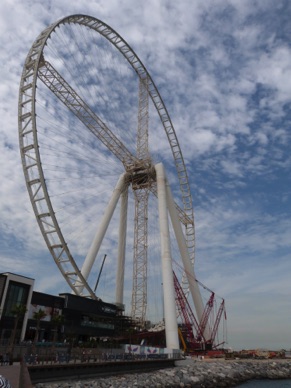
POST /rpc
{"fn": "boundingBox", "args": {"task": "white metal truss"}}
[131,76,150,323]
[115,185,129,307]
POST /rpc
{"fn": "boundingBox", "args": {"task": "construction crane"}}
[173,270,226,353]
[209,298,226,348]
[94,254,107,293]
[173,271,204,349]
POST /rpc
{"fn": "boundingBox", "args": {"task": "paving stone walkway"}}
[0,363,20,388]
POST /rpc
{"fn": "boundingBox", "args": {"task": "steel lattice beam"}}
[131,77,150,324]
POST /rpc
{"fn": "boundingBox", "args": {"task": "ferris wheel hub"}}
[126,162,156,190]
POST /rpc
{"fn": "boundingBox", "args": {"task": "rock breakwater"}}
[35,359,291,387]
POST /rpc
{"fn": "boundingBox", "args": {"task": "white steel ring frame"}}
[18,15,197,309]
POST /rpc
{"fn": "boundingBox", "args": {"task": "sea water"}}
[237,379,291,387]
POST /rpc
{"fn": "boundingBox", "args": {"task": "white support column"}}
[80,173,127,284]
[155,163,179,350]
[115,185,128,306]
[165,180,210,337]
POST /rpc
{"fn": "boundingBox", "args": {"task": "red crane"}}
[173,270,226,352]
[210,298,226,346]
[197,291,215,341]
[173,271,204,348]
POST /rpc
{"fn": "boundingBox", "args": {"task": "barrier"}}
[27,354,177,384]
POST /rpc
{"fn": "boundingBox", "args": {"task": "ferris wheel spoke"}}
[38,58,138,169]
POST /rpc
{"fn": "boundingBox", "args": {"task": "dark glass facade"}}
[25,292,127,344]
[25,292,65,342]
[0,277,32,344]
[2,281,30,317]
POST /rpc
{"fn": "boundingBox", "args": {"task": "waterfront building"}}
[0,272,131,347]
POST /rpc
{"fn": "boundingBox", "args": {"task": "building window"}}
[2,282,29,317]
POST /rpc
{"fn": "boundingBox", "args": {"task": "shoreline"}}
[34,358,291,387]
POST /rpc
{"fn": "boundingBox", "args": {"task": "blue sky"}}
[0,0,290,351]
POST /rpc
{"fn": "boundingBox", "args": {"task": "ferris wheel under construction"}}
[18,14,226,351]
